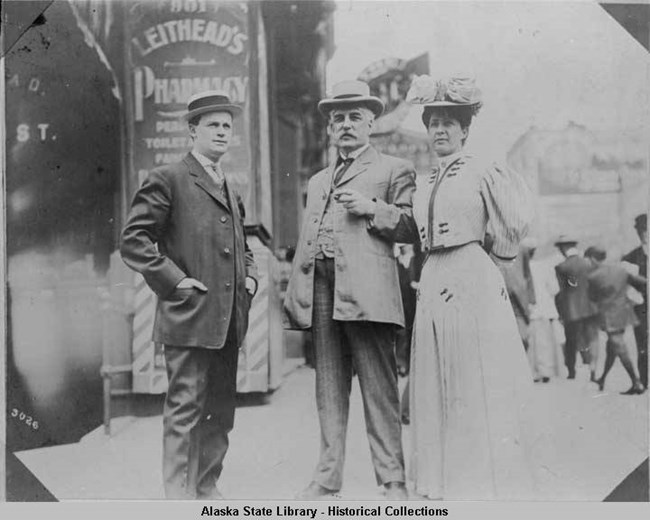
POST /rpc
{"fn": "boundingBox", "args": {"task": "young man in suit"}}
[121,91,258,499]
[283,80,417,500]
[587,246,646,394]
[622,214,648,390]
[554,235,600,380]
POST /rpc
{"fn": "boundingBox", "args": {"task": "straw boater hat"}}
[183,90,242,121]
[318,80,384,118]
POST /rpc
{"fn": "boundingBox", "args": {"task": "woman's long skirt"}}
[409,242,538,500]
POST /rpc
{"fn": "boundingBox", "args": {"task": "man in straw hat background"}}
[554,234,600,381]
[121,91,258,499]
[283,80,417,499]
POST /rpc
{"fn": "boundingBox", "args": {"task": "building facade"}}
[3,0,334,450]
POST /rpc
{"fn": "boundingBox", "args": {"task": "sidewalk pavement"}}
[15,357,649,501]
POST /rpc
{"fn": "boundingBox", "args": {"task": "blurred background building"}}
[508,123,648,259]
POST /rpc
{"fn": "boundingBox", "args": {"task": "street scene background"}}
[2,0,649,504]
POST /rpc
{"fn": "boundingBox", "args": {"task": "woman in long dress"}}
[526,239,566,382]
[406,76,537,500]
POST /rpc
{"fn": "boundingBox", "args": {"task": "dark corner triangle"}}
[0,1,53,57]
[600,3,650,52]
[603,457,649,502]
[5,450,58,502]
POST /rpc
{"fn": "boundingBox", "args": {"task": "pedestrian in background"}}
[622,213,648,391]
[120,91,258,499]
[395,243,421,376]
[587,246,646,394]
[395,242,423,425]
[283,80,417,500]
[581,246,604,381]
[526,238,564,382]
[503,238,536,353]
[554,235,600,380]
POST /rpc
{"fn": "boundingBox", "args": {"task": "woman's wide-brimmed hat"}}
[406,75,482,107]
[318,80,384,118]
[183,90,242,121]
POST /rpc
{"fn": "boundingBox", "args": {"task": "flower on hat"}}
[405,75,437,104]
[406,75,482,106]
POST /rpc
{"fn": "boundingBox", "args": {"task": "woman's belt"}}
[422,240,482,256]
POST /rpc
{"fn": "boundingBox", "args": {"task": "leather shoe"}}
[596,378,605,392]
[384,481,408,500]
[621,384,645,396]
[295,482,340,500]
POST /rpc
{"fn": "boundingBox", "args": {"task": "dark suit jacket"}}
[555,254,598,323]
[622,246,647,316]
[120,153,257,348]
[397,252,421,328]
[587,263,646,332]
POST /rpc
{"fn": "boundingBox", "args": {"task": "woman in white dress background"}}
[525,238,566,382]
[406,75,538,500]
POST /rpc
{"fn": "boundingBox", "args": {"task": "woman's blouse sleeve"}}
[480,163,534,260]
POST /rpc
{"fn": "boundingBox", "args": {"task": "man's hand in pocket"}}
[175,278,208,292]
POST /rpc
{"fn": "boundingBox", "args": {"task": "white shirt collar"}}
[191,149,220,169]
[398,251,414,268]
[340,143,370,161]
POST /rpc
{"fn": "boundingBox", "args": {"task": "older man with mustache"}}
[283,80,417,500]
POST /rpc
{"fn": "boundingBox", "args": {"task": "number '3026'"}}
[11,408,39,430]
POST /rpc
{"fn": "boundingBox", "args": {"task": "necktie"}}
[208,163,228,202]
[209,163,225,187]
[334,157,354,185]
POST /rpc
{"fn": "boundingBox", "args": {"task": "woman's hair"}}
[421,103,482,130]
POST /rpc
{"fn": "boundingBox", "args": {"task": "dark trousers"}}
[311,258,405,490]
[162,334,239,499]
[598,329,642,390]
[563,317,599,377]
[634,306,648,389]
